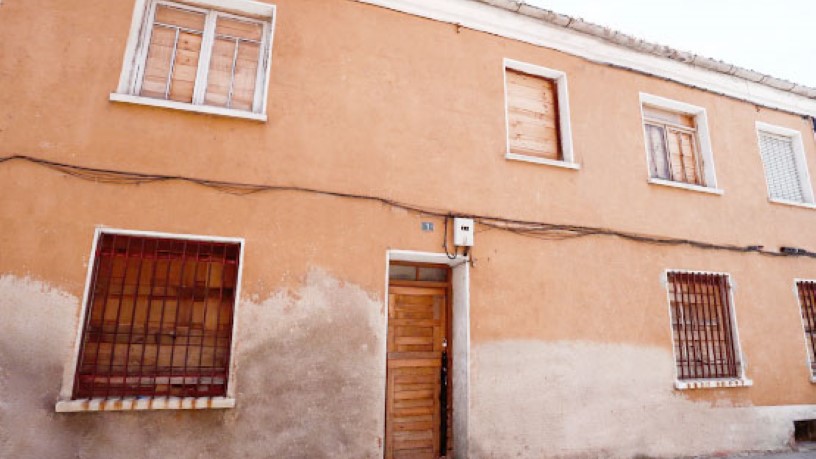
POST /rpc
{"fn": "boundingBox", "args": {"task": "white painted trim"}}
[647,178,723,196]
[387,249,469,267]
[755,121,815,204]
[113,0,275,118]
[769,199,816,210]
[56,226,246,411]
[110,93,268,121]
[505,153,580,170]
[354,0,816,116]
[640,93,719,190]
[503,58,575,165]
[661,269,751,389]
[56,396,236,412]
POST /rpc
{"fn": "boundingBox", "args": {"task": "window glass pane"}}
[168,31,202,103]
[216,17,263,41]
[230,41,260,111]
[154,5,206,30]
[418,267,447,282]
[140,26,176,99]
[204,37,236,107]
[389,265,416,281]
[645,124,670,180]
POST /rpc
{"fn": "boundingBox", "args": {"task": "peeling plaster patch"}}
[0,270,385,458]
[469,340,816,458]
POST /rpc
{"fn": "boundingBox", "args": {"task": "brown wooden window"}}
[666,272,741,380]
[72,232,241,400]
[115,0,274,116]
[643,105,704,185]
[505,68,562,161]
[797,280,816,377]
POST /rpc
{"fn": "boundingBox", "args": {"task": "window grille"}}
[666,272,740,380]
[797,281,816,377]
[72,233,240,399]
[759,132,805,202]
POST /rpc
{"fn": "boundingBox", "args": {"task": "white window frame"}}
[55,227,246,412]
[110,0,277,122]
[794,279,816,383]
[755,122,815,208]
[640,93,721,194]
[661,269,752,390]
[503,58,578,170]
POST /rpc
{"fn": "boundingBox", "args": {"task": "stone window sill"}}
[675,378,753,390]
[648,178,723,195]
[110,93,267,122]
[505,152,581,170]
[55,396,235,413]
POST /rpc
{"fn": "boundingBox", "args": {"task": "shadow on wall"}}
[0,269,385,459]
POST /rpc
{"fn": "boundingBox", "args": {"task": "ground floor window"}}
[666,271,741,380]
[72,231,241,399]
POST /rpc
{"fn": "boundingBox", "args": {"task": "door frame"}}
[383,250,470,459]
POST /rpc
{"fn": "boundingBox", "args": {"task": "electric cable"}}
[2,153,814,260]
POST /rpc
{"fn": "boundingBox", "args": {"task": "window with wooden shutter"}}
[643,105,704,186]
[757,126,813,204]
[114,0,275,119]
[666,272,742,381]
[506,69,562,161]
[797,280,816,378]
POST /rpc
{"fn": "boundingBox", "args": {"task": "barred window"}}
[72,232,241,400]
[666,272,741,380]
[797,280,816,377]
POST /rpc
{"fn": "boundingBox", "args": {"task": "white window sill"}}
[55,396,236,413]
[769,198,816,210]
[505,152,580,170]
[675,378,753,390]
[648,178,723,195]
[109,93,267,122]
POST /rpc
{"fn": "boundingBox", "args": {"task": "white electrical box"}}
[453,218,474,247]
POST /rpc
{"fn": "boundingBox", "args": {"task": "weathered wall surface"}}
[0,270,385,459]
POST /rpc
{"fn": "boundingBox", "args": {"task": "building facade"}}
[2,0,816,458]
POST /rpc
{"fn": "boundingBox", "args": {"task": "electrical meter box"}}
[453,218,474,247]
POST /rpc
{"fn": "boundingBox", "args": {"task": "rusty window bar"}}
[797,281,816,377]
[668,272,739,380]
[72,233,240,400]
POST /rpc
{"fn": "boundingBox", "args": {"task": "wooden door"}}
[385,285,448,459]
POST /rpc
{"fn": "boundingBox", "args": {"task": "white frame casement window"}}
[55,227,246,413]
[640,93,721,195]
[110,0,276,122]
[503,58,577,170]
[661,270,752,390]
[755,122,815,209]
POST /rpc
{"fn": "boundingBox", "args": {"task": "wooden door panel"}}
[386,286,446,459]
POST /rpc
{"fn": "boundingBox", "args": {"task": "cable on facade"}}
[2,153,814,260]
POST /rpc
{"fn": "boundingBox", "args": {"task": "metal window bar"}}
[72,234,240,399]
[668,272,739,380]
[797,281,816,376]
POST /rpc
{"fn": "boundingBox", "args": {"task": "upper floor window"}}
[756,122,814,206]
[796,280,816,381]
[641,94,718,192]
[111,0,276,121]
[503,59,577,169]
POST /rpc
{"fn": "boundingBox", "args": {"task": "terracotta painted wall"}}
[2,0,816,457]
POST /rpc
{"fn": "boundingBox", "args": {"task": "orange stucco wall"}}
[2,0,816,457]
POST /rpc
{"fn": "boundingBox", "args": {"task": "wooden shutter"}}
[506,69,561,160]
[759,132,805,202]
[643,105,702,185]
[140,5,205,103]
